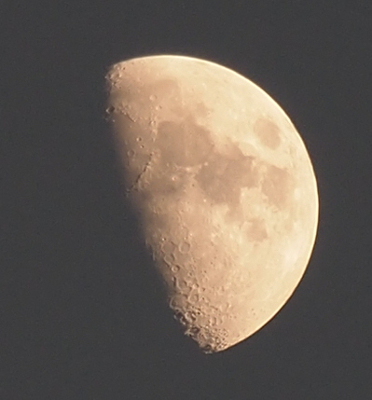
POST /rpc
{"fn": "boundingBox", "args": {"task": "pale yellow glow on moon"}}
[105,55,318,353]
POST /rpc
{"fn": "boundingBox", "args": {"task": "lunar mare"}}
[105,55,318,353]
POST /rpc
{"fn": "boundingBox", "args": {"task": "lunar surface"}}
[105,55,318,353]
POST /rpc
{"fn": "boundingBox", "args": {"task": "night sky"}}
[2,1,372,398]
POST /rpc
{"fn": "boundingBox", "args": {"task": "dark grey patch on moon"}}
[262,165,293,208]
[254,117,281,149]
[195,144,257,208]
[246,218,268,242]
[194,102,211,118]
[133,116,215,201]
[156,118,214,167]
[138,114,261,223]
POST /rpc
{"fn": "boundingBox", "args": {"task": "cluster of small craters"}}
[148,209,244,352]
[171,302,231,353]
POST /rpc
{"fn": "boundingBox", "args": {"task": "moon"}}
[105,55,318,353]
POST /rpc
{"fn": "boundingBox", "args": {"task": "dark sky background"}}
[2,1,372,399]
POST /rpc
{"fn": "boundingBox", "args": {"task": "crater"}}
[254,117,281,149]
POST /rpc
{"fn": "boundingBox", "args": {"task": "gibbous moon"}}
[105,55,318,353]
